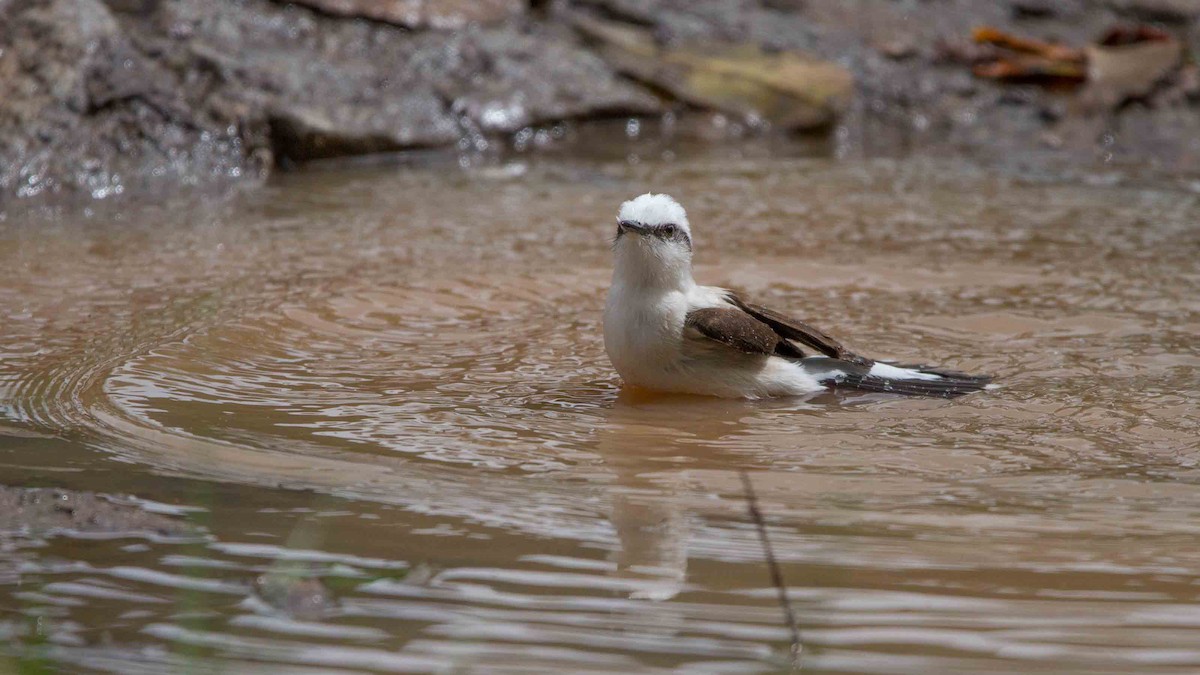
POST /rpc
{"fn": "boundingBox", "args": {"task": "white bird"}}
[603,193,992,399]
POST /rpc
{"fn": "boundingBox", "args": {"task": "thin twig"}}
[740,470,803,670]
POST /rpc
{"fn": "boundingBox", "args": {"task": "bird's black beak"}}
[617,219,649,235]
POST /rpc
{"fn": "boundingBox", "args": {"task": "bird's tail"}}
[805,358,993,398]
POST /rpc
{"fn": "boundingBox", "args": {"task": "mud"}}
[0,485,188,536]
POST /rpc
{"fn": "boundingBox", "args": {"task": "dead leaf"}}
[969,26,1085,84]
[1098,24,1173,46]
[973,55,1086,82]
[972,26,1083,63]
[1082,34,1183,110]
[968,22,1182,105]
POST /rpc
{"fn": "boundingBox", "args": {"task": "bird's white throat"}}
[610,193,696,292]
[611,237,695,292]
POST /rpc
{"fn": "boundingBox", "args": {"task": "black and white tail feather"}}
[717,293,991,398]
[802,357,992,399]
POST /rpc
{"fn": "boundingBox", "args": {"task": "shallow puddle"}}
[2,147,1199,673]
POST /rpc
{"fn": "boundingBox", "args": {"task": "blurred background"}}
[1,1,1199,674]
[3,0,1200,199]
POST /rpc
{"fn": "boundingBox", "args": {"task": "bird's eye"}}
[661,224,677,237]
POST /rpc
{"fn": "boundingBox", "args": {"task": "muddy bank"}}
[1,0,1198,204]
[0,485,189,536]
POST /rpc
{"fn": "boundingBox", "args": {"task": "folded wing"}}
[684,307,804,358]
[683,293,992,398]
[725,292,873,367]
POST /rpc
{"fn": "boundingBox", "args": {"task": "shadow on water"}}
[1,144,1199,672]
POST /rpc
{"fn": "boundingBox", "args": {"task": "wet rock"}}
[0,0,270,202]
[576,0,781,45]
[572,14,852,130]
[0,486,189,537]
[760,0,807,12]
[254,571,338,620]
[1107,0,1200,23]
[265,103,457,163]
[3,0,1199,203]
[439,24,664,134]
[1010,0,1057,18]
[1174,64,1200,101]
[165,1,463,161]
[0,0,661,193]
[1039,100,1067,122]
[574,0,1200,167]
[1010,0,1086,19]
[286,0,525,30]
[1038,129,1065,148]
[175,1,659,161]
[878,38,918,61]
[1145,65,1198,105]
[1110,103,1200,168]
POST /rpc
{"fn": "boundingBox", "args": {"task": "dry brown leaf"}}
[1082,35,1183,110]
[972,26,1083,63]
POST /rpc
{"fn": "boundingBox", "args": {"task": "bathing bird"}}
[603,193,992,399]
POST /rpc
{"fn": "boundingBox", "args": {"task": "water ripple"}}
[2,157,1198,673]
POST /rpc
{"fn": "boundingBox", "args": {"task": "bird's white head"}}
[611,193,694,289]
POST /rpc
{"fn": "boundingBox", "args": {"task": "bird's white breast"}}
[604,282,826,398]
[603,281,690,388]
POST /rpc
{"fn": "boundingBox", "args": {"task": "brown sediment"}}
[0,486,188,537]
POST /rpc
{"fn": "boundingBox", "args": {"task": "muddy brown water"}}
[2,143,1199,673]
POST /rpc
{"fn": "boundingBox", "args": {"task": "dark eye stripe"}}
[654,223,691,250]
[613,220,691,251]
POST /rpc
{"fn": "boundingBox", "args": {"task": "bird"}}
[602,193,993,399]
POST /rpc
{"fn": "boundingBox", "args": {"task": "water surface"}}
[2,147,1199,673]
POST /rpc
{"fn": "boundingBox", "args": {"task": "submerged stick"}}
[740,470,803,670]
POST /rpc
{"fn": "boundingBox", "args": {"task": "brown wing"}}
[725,292,874,368]
[685,307,791,356]
[693,295,993,397]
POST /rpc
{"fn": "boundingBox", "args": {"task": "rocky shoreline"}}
[2,0,1198,205]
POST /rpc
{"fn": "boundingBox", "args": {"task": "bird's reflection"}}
[610,489,689,600]
[594,389,823,671]
[593,389,797,600]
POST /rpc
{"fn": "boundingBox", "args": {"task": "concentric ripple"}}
[105,272,616,472]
